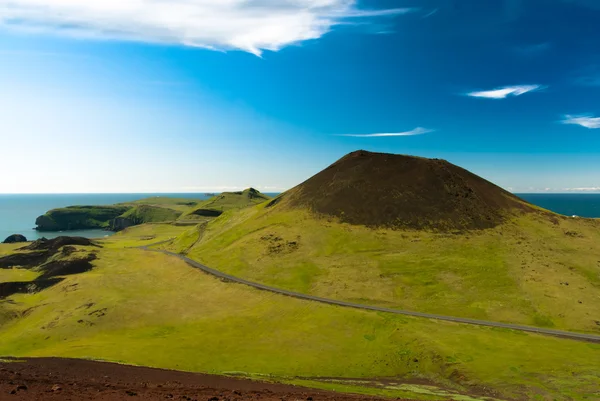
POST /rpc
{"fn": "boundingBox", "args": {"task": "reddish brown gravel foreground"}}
[0,358,411,401]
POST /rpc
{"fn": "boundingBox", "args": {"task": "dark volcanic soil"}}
[0,279,64,298]
[36,253,97,280]
[0,237,99,298]
[0,251,51,269]
[19,236,100,252]
[274,150,537,230]
[0,358,403,401]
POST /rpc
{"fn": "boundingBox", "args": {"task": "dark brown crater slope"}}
[271,150,537,230]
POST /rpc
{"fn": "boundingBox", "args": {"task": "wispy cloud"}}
[561,114,600,129]
[562,187,600,192]
[515,42,551,56]
[337,127,434,138]
[423,8,439,18]
[0,1,414,56]
[575,75,600,86]
[573,65,600,87]
[466,85,544,99]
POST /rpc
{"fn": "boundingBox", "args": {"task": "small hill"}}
[110,205,182,231]
[182,188,270,219]
[174,151,600,334]
[271,150,535,230]
[3,234,27,244]
[126,197,201,212]
[203,188,270,211]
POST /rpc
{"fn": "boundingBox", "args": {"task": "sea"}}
[0,193,212,241]
[0,193,599,242]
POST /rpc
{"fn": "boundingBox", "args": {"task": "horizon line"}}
[1,191,600,195]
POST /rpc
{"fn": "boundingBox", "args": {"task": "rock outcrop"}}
[2,234,27,244]
[35,206,131,232]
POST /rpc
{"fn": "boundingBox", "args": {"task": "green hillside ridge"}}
[35,192,269,232]
[35,197,202,232]
[110,205,182,231]
[35,205,131,231]
[125,196,202,212]
[180,188,271,220]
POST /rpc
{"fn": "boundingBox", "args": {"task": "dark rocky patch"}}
[109,217,136,231]
[0,236,99,299]
[176,202,198,207]
[260,234,300,255]
[0,279,64,299]
[190,209,223,217]
[277,150,539,231]
[0,251,51,269]
[19,236,100,252]
[36,253,97,280]
[2,234,27,244]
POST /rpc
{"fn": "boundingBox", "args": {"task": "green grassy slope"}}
[102,223,191,248]
[119,205,182,223]
[180,188,271,220]
[0,243,598,400]
[124,197,202,213]
[173,204,600,334]
[35,197,201,232]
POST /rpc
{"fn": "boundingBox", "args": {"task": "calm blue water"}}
[517,194,600,218]
[0,194,211,242]
[0,193,598,242]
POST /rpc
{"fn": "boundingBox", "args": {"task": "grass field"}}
[171,204,600,334]
[0,244,598,401]
[119,205,182,223]
[125,196,202,213]
[0,243,40,282]
[0,267,39,282]
[101,223,190,248]
[0,243,24,256]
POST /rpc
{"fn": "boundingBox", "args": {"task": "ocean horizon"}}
[0,192,599,241]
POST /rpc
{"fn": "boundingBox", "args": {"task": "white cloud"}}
[337,127,434,137]
[466,85,543,99]
[561,114,600,129]
[0,1,414,55]
[423,8,439,18]
[562,187,600,192]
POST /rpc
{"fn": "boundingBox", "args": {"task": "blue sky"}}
[1,0,599,193]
